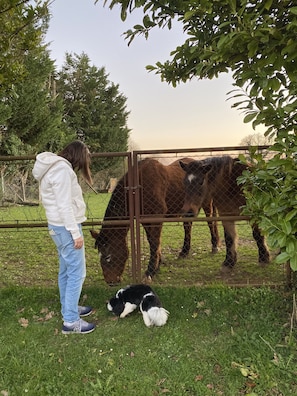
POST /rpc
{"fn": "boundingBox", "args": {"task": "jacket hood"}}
[32,152,70,181]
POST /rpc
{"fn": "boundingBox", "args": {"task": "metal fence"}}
[0,146,286,288]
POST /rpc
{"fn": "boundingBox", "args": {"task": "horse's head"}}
[179,160,212,215]
[90,229,129,286]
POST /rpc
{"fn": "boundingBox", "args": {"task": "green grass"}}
[0,192,287,288]
[1,197,296,395]
[1,285,297,395]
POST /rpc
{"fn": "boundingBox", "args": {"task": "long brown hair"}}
[59,141,93,185]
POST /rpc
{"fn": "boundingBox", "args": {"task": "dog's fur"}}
[107,284,169,327]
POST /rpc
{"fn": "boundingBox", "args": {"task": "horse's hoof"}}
[258,261,269,267]
[142,275,152,284]
[259,256,271,265]
[211,247,219,254]
[220,264,233,274]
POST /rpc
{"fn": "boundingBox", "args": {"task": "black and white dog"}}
[107,284,169,327]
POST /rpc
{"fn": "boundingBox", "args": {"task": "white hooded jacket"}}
[32,152,86,240]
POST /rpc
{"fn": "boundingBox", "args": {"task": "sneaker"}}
[62,319,96,334]
[78,306,93,317]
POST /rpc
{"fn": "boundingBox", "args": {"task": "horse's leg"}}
[252,223,270,264]
[221,220,237,270]
[178,221,192,258]
[143,223,163,280]
[202,202,220,253]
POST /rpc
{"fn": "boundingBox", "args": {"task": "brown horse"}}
[91,157,220,285]
[180,156,270,271]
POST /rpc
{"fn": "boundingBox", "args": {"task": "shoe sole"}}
[62,327,95,335]
[79,310,93,317]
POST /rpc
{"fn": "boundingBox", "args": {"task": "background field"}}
[0,193,286,288]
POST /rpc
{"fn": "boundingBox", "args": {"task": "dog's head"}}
[107,296,125,317]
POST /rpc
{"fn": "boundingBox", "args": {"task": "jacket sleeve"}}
[50,165,81,240]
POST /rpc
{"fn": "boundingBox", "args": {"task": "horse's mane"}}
[103,158,158,220]
[202,155,240,177]
[103,174,127,219]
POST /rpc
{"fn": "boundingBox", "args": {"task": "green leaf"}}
[287,239,297,255]
[240,367,249,377]
[280,220,292,235]
[275,252,290,264]
[184,11,196,21]
[289,7,297,15]
[285,209,297,222]
[264,0,273,10]
[243,112,257,123]
[290,255,297,271]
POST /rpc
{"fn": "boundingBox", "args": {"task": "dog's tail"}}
[143,307,169,327]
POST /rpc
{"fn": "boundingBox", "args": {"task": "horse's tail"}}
[142,307,170,327]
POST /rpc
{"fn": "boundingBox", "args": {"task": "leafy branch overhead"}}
[100,0,297,270]
[101,0,297,136]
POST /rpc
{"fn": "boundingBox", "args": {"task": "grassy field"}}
[1,196,297,395]
[1,285,297,395]
[0,193,287,288]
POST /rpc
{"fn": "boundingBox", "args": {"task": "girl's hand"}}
[74,236,84,249]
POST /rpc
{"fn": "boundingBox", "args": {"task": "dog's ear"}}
[113,301,125,317]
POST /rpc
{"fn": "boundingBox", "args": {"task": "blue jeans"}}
[48,224,86,323]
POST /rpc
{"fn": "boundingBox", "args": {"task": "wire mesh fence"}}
[0,147,287,288]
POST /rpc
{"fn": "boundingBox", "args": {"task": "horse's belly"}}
[214,195,245,216]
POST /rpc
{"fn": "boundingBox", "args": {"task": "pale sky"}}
[46,0,261,150]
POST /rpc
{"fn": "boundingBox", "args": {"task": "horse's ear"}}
[179,161,188,172]
[90,229,99,239]
[90,229,100,249]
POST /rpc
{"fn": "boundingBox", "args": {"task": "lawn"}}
[1,194,296,395]
[1,285,297,395]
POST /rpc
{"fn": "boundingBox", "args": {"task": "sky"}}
[46,0,262,150]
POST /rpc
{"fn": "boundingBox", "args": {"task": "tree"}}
[56,52,130,155]
[100,0,297,269]
[1,50,66,156]
[0,0,50,125]
[0,0,64,155]
[0,0,50,88]
[239,133,272,147]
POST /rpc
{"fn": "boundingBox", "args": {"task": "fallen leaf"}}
[19,318,29,328]
[44,311,54,321]
[246,380,257,388]
[196,301,205,308]
[156,378,166,386]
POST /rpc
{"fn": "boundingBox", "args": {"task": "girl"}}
[33,141,95,334]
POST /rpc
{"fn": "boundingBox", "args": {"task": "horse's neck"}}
[101,224,129,239]
[101,180,130,240]
[104,180,128,218]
